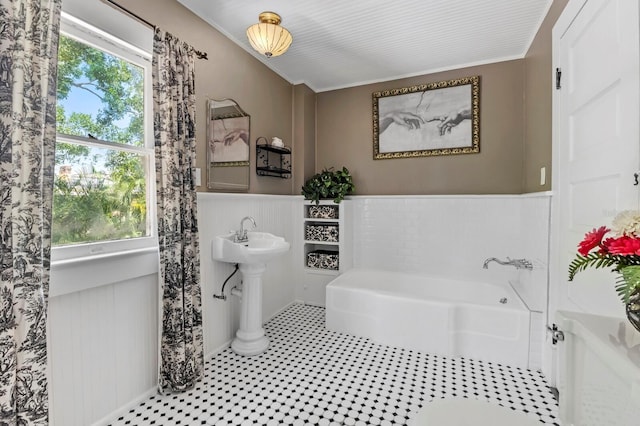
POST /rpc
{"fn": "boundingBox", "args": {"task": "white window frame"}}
[51,11,158,296]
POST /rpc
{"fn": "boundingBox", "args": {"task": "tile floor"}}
[109,303,559,426]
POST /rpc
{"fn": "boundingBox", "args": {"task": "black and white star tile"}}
[108,304,559,426]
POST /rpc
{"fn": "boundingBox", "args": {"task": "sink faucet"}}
[235,216,257,243]
[483,257,533,271]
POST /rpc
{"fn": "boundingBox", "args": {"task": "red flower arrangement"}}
[568,211,640,303]
[577,226,609,256]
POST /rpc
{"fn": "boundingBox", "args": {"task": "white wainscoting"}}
[350,194,551,307]
[47,193,300,426]
[49,274,158,426]
[47,193,551,425]
[197,193,298,356]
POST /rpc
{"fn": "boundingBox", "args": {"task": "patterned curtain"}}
[152,28,203,394]
[0,0,61,424]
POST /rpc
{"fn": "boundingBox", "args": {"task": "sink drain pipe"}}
[213,263,239,300]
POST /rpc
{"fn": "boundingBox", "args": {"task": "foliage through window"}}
[54,28,152,247]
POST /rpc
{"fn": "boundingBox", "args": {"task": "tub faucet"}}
[483,257,533,271]
[235,216,256,243]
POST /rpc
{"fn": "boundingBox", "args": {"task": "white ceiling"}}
[177,0,552,93]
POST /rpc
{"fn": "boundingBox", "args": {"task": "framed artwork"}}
[372,76,480,159]
[208,103,250,166]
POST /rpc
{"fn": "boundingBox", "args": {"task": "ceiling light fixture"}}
[246,11,292,58]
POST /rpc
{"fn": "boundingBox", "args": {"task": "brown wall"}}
[523,0,569,192]
[122,0,567,196]
[293,84,316,194]
[123,0,296,195]
[315,1,568,196]
[316,60,525,195]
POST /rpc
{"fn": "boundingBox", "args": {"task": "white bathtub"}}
[326,269,531,367]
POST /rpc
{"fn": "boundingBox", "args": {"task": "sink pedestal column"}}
[231,263,269,355]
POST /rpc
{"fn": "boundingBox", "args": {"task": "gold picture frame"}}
[373,76,480,159]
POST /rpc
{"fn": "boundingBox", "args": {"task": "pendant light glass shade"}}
[246,11,293,58]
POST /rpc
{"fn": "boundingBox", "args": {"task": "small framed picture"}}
[208,101,250,166]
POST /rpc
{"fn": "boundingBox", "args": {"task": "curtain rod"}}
[103,0,208,60]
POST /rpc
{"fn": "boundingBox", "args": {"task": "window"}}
[53,14,154,261]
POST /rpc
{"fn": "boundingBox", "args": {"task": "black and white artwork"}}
[373,76,480,159]
[209,115,250,165]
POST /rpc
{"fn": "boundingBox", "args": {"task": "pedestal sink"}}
[212,231,290,355]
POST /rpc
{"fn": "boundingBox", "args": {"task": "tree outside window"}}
[54,33,151,246]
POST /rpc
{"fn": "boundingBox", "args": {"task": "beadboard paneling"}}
[48,193,300,426]
[197,193,299,356]
[177,0,552,92]
[49,274,158,426]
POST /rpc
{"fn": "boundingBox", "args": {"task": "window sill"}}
[50,246,159,298]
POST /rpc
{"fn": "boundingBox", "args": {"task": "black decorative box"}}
[305,224,339,242]
[307,205,339,219]
[306,250,339,270]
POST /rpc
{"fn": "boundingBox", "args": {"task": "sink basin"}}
[212,231,290,265]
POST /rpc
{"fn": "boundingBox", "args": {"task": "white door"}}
[551,0,640,322]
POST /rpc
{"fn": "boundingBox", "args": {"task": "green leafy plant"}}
[301,167,355,205]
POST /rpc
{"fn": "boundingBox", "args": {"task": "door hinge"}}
[547,323,565,344]
[556,68,562,90]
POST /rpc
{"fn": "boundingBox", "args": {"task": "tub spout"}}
[483,257,506,268]
[483,257,533,271]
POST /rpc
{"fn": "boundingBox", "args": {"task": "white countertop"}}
[557,310,640,380]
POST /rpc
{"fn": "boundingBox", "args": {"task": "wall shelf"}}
[303,218,339,223]
[304,240,339,246]
[300,199,352,306]
[303,201,344,273]
[256,143,291,178]
[303,267,340,276]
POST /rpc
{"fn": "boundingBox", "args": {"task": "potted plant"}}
[301,167,355,205]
